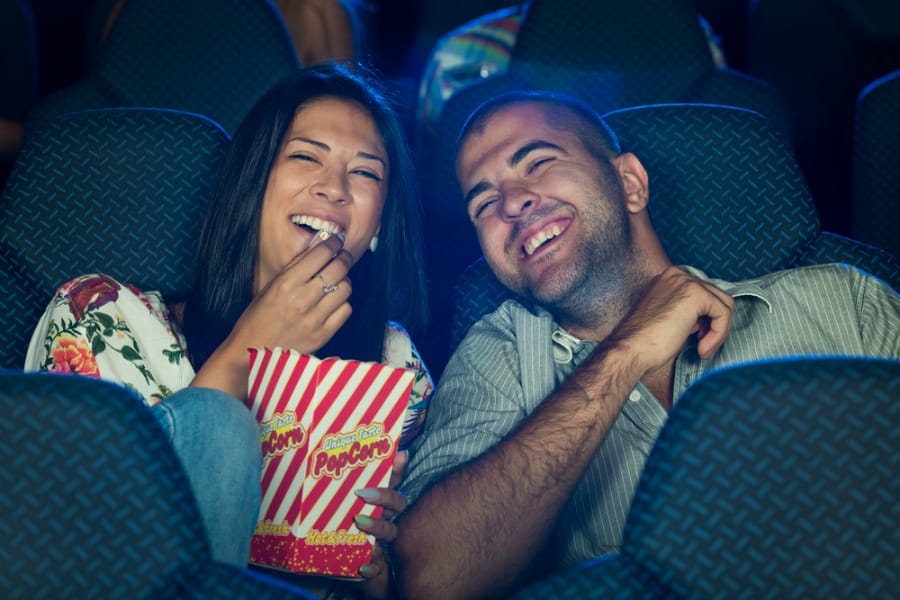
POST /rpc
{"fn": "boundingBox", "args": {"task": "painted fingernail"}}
[358,564,376,578]
[306,230,331,248]
[355,488,379,501]
[355,514,375,529]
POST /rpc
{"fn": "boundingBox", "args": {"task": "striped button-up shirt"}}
[402,263,899,570]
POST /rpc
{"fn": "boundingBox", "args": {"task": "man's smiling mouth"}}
[523,221,568,257]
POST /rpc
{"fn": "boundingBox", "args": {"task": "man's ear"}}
[612,152,649,214]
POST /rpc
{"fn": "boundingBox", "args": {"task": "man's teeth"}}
[524,224,564,256]
[291,215,344,238]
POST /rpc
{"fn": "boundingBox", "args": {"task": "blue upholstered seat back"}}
[852,70,900,259]
[625,357,900,597]
[0,373,208,596]
[25,0,300,135]
[0,107,229,369]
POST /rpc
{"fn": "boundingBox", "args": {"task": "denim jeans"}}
[151,387,262,567]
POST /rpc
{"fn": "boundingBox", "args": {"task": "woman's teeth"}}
[291,215,345,241]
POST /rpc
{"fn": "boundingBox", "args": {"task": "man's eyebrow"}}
[463,140,566,206]
[287,137,386,167]
[509,140,565,168]
[463,181,491,207]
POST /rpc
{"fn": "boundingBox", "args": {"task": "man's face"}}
[456,102,632,307]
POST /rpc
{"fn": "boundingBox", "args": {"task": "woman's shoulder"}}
[53,273,166,316]
[383,321,421,366]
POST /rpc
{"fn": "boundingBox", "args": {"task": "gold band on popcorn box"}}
[246,347,415,578]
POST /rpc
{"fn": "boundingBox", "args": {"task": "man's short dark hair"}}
[456,90,622,167]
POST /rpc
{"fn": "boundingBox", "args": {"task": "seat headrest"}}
[96,0,300,133]
[0,107,230,302]
[604,103,820,280]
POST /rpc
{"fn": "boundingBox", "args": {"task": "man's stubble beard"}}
[529,206,647,334]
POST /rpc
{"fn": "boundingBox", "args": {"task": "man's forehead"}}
[475,101,553,136]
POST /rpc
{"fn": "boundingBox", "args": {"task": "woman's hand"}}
[235,233,354,354]
[352,451,409,599]
[190,233,353,399]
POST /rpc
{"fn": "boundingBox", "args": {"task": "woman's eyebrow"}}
[287,136,329,150]
[288,137,386,167]
[357,151,386,168]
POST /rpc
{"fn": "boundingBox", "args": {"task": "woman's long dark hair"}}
[182,63,427,368]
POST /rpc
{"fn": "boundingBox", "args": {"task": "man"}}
[392,91,900,599]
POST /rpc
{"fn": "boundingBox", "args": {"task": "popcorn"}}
[246,347,415,578]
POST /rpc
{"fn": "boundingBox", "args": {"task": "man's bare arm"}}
[392,267,734,599]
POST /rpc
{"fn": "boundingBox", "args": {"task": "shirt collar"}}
[546,264,774,363]
[679,265,773,313]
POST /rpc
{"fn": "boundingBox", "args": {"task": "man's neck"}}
[554,267,652,342]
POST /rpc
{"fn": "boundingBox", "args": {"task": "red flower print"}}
[67,275,121,321]
[50,334,100,377]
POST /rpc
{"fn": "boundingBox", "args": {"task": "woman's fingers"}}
[389,450,408,489]
[355,487,408,521]
[354,512,398,543]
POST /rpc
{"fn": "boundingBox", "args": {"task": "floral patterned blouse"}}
[25,274,434,445]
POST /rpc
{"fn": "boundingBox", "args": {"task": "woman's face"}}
[254,96,388,293]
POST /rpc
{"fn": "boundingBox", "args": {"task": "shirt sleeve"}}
[24,273,194,405]
[853,268,900,358]
[400,315,530,504]
[383,321,436,451]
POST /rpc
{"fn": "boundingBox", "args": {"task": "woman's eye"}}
[290,153,316,162]
[352,169,383,182]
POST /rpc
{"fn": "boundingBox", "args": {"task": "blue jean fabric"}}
[151,387,262,567]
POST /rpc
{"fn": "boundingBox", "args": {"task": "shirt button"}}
[628,390,641,403]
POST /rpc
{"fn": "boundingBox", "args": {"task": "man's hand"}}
[608,266,734,375]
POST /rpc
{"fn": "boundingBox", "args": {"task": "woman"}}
[26,63,432,598]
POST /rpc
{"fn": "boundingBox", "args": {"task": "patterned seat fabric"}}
[25,0,300,135]
[450,104,900,350]
[514,357,900,597]
[852,70,900,260]
[625,357,900,597]
[0,372,313,597]
[0,107,229,369]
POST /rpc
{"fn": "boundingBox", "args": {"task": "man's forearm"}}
[393,342,642,600]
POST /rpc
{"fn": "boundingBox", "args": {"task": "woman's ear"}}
[612,152,649,214]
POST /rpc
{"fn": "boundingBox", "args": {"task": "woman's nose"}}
[312,168,349,203]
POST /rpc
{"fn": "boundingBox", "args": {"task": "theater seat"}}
[852,69,900,259]
[515,356,900,598]
[451,103,900,349]
[0,371,314,598]
[0,107,229,369]
[24,0,300,136]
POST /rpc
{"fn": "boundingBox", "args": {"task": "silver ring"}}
[317,273,338,294]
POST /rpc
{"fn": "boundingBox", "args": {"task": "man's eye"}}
[527,157,554,174]
[474,198,496,218]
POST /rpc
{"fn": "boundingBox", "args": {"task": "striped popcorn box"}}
[246,347,415,578]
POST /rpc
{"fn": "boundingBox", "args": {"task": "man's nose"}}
[500,185,538,219]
